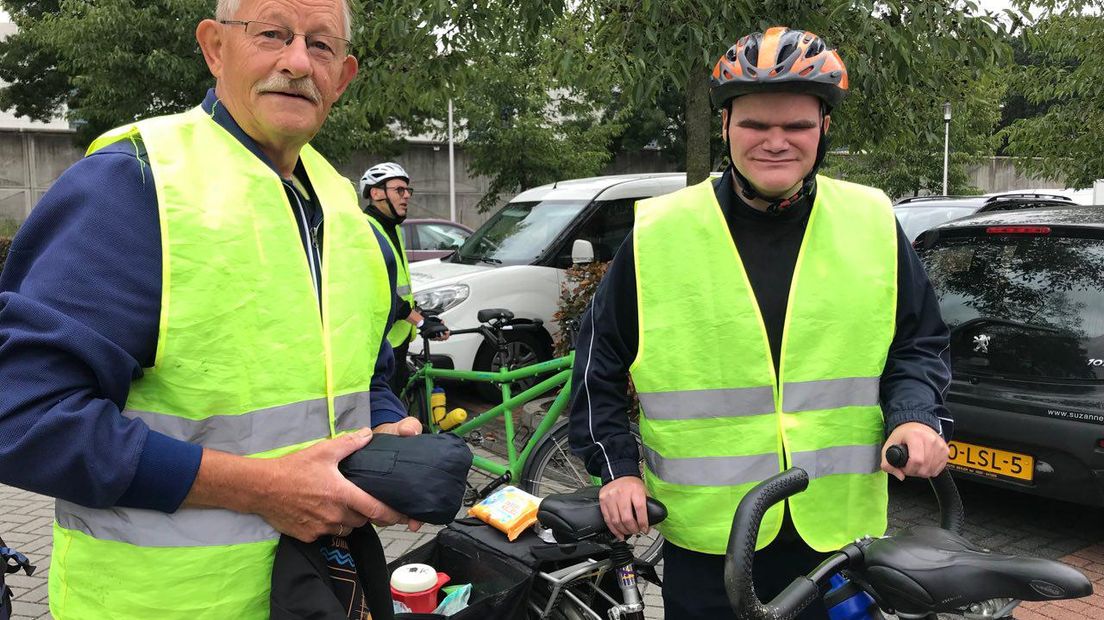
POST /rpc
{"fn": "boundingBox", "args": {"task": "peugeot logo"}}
[973,334,991,353]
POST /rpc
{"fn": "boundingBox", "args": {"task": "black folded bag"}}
[271,432,473,620]
[338,432,473,525]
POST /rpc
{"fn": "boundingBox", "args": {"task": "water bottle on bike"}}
[430,387,468,431]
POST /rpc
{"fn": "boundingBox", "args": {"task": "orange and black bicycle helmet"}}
[710,27,848,110]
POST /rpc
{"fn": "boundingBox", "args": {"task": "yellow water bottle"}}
[430,388,447,425]
[438,407,468,431]
[430,388,468,431]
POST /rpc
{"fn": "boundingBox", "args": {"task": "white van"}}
[409,172,692,378]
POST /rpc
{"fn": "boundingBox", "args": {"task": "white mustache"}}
[256,75,321,104]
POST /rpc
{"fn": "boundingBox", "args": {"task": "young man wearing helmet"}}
[568,27,952,619]
[360,162,449,396]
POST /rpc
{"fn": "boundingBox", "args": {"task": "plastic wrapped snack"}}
[467,486,542,541]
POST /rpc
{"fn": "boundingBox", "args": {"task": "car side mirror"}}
[571,239,595,265]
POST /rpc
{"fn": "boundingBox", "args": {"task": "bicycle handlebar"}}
[724,444,965,619]
[724,468,820,620]
[886,444,965,534]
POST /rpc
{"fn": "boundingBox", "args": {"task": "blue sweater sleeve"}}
[0,145,201,512]
[368,226,407,426]
[880,222,953,438]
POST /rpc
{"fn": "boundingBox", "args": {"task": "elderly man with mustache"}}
[0,0,416,618]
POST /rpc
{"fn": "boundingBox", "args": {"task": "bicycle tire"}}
[519,420,664,566]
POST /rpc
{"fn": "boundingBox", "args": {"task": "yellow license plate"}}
[948,440,1034,482]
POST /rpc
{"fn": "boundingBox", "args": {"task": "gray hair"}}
[215,0,353,40]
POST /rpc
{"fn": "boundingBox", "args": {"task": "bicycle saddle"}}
[477,308,514,323]
[537,486,667,544]
[855,525,1092,615]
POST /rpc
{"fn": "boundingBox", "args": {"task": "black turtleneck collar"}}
[365,204,402,229]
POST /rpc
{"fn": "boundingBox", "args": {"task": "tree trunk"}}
[684,59,713,185]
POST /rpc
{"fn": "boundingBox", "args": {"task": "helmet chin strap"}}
[370,192,407,225]
[385,197,408,225]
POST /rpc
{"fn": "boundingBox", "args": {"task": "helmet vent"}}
[744,46,759,67]
[799,66,814,76]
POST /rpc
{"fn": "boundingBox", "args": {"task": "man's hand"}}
[373,416,422,436]
[417,315,450,341]
[598,476,650,541]
[881,422,949,481]
[185,428,421,543]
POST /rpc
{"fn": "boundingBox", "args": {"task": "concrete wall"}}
[965,156,1065,194]
[1,128,1082,230]
[0,130,84,225]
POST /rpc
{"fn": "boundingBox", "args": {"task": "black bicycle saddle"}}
[477,308,514,323]
[537,486,667,544]
[855,526,1092,615]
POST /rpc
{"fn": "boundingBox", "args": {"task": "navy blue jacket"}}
[569,168,953,483]
[0,90,405,513]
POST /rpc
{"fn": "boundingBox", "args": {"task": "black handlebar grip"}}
[885,443,964,534]
[886,444,909,469]
[725,469,809,620]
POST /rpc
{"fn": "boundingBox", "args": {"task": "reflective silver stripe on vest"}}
[638,386,775,421]
[644,443,880,487]
[396,285,412,297]
[783,377,880,412]
[643,446,780,487]
[56,500,277,547]
[790,444,882,479]
[334,391,373,433]
[124,391,372,455]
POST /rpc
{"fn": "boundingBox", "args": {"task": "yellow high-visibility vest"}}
[631,176,897,554]
[49,106,392,619]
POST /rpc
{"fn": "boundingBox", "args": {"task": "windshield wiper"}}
[478,257,503,265]
[950,317,1061,335]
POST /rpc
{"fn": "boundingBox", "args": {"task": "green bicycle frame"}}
[408,351,576,483]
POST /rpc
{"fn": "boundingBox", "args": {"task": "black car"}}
[915,205,1104,506]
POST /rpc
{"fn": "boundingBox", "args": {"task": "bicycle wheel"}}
[519,420,664,566]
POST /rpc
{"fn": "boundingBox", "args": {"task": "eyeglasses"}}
[219,20,351,62]
[387,186,415,197]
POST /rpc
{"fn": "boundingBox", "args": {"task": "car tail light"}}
[986,226,1051,235]
[1098,438,1104,450]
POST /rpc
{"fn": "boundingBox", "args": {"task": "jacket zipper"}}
[286,181,321,298]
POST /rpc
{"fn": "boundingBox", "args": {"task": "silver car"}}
[894,193,1076,242]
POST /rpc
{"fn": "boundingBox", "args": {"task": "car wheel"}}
[472,327,552,403]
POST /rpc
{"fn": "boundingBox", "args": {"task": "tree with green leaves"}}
[1000,1,1104,189]
[823,74,1006,198]
[345,0,623,211]
[573,0,1013,186]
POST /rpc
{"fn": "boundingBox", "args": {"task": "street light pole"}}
[942,101,952,196]
[448,98,456,222]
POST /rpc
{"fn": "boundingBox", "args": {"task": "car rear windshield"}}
[920,232,1104,382]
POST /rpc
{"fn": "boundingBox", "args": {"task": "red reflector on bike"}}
[985,226,1051,235]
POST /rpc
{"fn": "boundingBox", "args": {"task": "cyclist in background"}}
[569,27,952,619]
[360,162,449,398]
